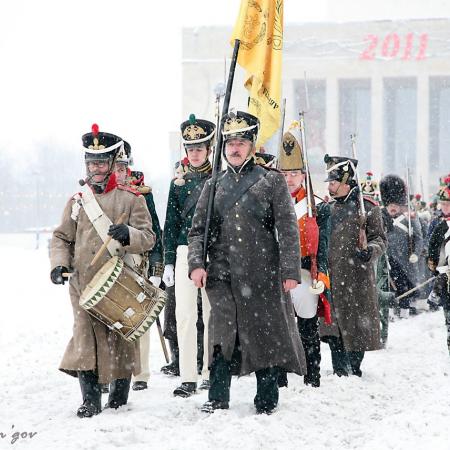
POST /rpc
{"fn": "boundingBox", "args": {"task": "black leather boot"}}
[161,339,180,376]
[105,377,131,409]
[77,371,102,418]
[173,382,197,398]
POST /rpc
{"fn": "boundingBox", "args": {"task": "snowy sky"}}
[1,0,449,175]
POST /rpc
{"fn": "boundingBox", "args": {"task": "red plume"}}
[366,171,373,177]
[415,194,421,200]
[91,123,99,136]
[445,175,450,185]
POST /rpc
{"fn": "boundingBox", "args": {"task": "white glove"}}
[162,265,175,287]
[309,280,325,295]
[149,276,161,288]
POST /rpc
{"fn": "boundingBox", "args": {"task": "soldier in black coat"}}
[380,175,423,319]
[188,111,306,414]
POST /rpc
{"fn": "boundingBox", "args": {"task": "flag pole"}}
[202,39,241,264]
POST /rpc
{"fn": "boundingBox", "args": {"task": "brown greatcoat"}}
[188,160,306,376]
[50,186,155,383]
[320,189,386,351]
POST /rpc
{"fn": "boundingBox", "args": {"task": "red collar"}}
[89,172,118,194]
[291,186,306,201]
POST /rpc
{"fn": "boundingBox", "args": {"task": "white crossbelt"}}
[294,197,307,220]
[79,184,143,269]
[393,214,408,233]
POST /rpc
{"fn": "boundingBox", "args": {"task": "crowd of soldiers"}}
[49,114,450,418]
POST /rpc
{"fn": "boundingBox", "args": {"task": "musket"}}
[405,161,418,263]
[394,276,436,301]
[275,98,287,168]
[299,111,321,294]
[350,134,368,250]
[202,39,240,264]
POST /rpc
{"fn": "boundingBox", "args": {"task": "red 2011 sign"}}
[360,33,428,60]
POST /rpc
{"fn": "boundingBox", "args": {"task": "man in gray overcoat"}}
[50,125,155,418]
[320,155,386,377]
[188,111,306,414]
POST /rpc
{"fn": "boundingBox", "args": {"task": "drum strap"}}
[80,185,144,270]
[80,184,122,256]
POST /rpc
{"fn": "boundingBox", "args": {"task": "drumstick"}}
[156,317,170,364]
[89,212,127,267]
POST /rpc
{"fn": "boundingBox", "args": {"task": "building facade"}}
[183,19,450,198]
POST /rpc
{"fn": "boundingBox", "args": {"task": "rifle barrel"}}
[202,39,241,264]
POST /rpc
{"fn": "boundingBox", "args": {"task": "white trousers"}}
[291,269,319,318]
[175,245,210,383]
[133,331,150,382]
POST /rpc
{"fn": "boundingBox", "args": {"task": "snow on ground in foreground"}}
[1,234,449,450]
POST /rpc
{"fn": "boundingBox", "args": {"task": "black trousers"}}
[297,316,321,385]
[434,274,450,353]
[208,345,279,411]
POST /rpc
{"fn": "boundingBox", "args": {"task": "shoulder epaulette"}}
[117,184,141,196]
[363,195,379,206]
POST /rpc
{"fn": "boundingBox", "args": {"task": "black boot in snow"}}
[200,400,229,413]
[132,381,148,391]
[161,339,180,376]
[277,369,288,388]
[173,382,197,398]
[77,371,102,418]
[105,377,131,409]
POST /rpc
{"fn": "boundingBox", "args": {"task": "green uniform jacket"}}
[163,172,211,265]
[143,190,163,276]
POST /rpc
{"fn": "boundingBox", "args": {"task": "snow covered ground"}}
[1,234,450,450]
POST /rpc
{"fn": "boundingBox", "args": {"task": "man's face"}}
[328,180,350,198]
[87,160,109,183]
[186,144,208,168]
[386,203,404,217]
[115,163,128,184]
[440,201,450,217]
[282,170,306,194]
[225,138,254,166]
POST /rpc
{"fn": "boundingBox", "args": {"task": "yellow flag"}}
[231,0,283,148]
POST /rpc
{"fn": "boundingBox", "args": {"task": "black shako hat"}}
[379,174,407,206]
[82,123,124,161]
[221,110,259,143]
[324,154,358,184]
[180,114,216,146]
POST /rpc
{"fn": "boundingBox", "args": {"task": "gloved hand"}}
[108,224,130,246]
[427,291,440,306]
[162,264,175,287]
[355,246,373,262]
[150,276,162,288]
[50,266,69,285]
[309,272,330,295]
[427,258,437,272]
